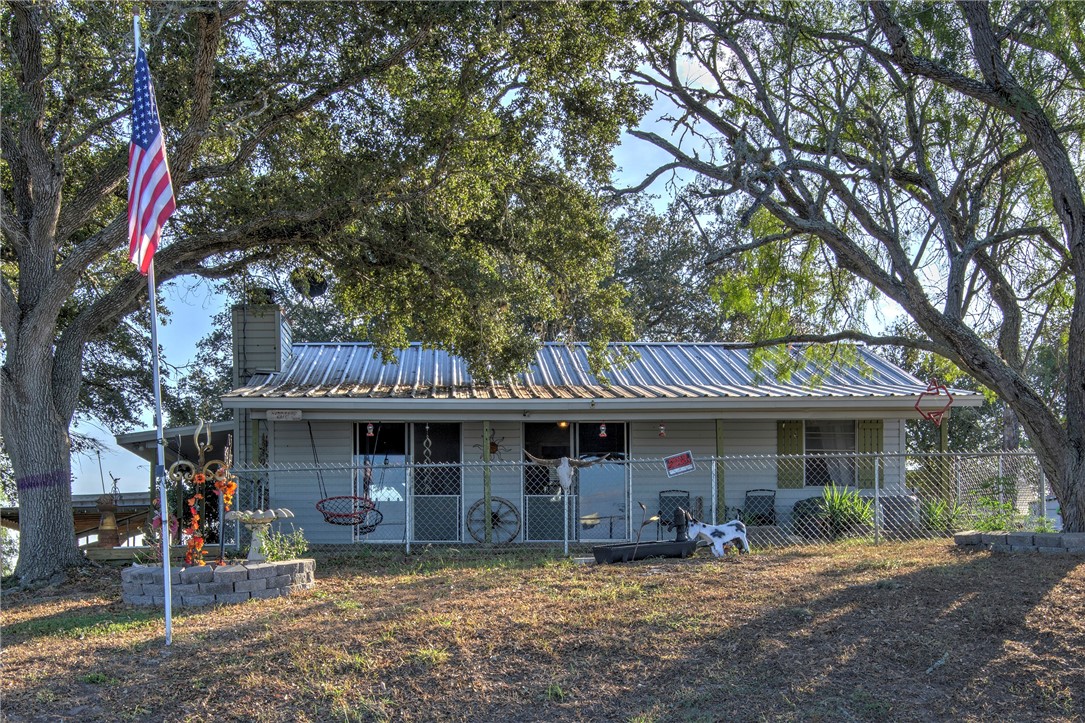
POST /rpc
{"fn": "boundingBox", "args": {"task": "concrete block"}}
[121,582,145,596]
[234,577,268,593]
[1064,547,1085,555]
[1005,533,1034,547]
[244,563,279,580]
[1033,533,1063,547]
[291,572,313,585]
[980,533,1007,546]
[213,565,249,583]
[180,594,216,607]
[124,566,163,584]
[268,574,291,588]
[990,543,1012,553]
[199,581,236,595]
[250,587,282,600]
[215,593,251,604]
[179,567,214,584]
[954,531,982,546]
[274,561,302,575]
[1059,533,1085,548]
[170,583,202,596]
[1036,546,1066,554]
[151,595,182,606]
[125,594,156,606]
[1008,545,1035,553]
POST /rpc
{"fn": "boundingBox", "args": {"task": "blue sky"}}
[72,279,222,495]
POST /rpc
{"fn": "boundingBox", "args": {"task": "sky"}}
[71,279,223,496]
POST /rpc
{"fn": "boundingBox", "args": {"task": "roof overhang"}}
[115,420,235,464]
[220,391,984,421]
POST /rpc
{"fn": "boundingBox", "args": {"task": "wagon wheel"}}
[466,496,521,544]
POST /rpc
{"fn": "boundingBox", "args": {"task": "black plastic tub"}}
[591,540,699,564]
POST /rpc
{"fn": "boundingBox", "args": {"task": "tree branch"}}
[722,329,954,359]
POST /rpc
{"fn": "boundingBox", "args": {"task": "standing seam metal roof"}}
[223,342,972,402]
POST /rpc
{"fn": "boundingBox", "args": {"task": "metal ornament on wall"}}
[473,430,510,460]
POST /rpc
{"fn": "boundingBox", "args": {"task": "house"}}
[202,304,983,546]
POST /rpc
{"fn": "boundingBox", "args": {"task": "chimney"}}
[231,301,293,388]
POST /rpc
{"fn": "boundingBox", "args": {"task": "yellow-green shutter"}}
[777,420,804,489]
[857,420,884,488]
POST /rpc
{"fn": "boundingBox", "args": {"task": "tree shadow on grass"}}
[595,549,1085,722]
[2,547,1082,722]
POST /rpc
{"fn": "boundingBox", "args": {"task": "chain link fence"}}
[221,452,1058,556]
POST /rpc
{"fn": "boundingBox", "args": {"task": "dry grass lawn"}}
[1,540,1083,722]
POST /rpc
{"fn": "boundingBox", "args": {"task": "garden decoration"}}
[225,508,295,561]
[310,420,383,533]
[915,378,954,426]
[466,496,521,543]
[473,430,512,460]
[591,502,697,564]
[523,450,611,555]
[166,423,240,566]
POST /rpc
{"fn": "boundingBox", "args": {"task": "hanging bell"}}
[366,423,375,437]
[599,423,607,439]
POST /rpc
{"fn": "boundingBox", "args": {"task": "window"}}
[804,420,856,487]
[412,422,461,495]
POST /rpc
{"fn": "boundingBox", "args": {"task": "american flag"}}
[128,47,176,275]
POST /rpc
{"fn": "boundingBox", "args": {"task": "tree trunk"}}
[1,361,84,585]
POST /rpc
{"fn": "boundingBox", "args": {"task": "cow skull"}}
[523,450,609,501]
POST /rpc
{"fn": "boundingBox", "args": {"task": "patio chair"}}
[743,489,776,526]
[658,489,690,539]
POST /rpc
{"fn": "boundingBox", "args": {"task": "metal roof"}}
[222,342,981,405]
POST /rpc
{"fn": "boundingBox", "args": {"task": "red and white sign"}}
[663,451,695,477]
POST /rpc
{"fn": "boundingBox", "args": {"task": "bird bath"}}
[225,508,295,561]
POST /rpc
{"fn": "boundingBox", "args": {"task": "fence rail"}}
[206,452,1059,555]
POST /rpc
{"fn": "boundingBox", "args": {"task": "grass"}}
[1,541,1083,722]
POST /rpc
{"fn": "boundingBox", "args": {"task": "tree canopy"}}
[1,1,645,584]
[621,1,1084,530]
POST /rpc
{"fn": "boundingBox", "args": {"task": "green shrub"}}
[920,499,966,534]
[970,476,1023,531]
[820,485,874,541]
[261,526,309,562]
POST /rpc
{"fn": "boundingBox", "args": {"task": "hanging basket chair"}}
[315,496,384,534]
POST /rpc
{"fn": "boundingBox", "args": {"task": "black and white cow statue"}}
[683,509,749,556]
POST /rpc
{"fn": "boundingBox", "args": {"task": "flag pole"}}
[148,259,173,646]
[134,13,173,647]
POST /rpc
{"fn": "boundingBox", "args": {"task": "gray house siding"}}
[268,419,352,545]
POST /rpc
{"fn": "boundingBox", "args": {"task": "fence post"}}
[955,456,962,506]
[1039,464,1047,526]
[482,421,492,544]
[873,454,881,544]
[998,453,1005,506]
[710,456,718,526]
[405,463,412,554]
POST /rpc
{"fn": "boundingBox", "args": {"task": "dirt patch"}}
[2,541,1082,722]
